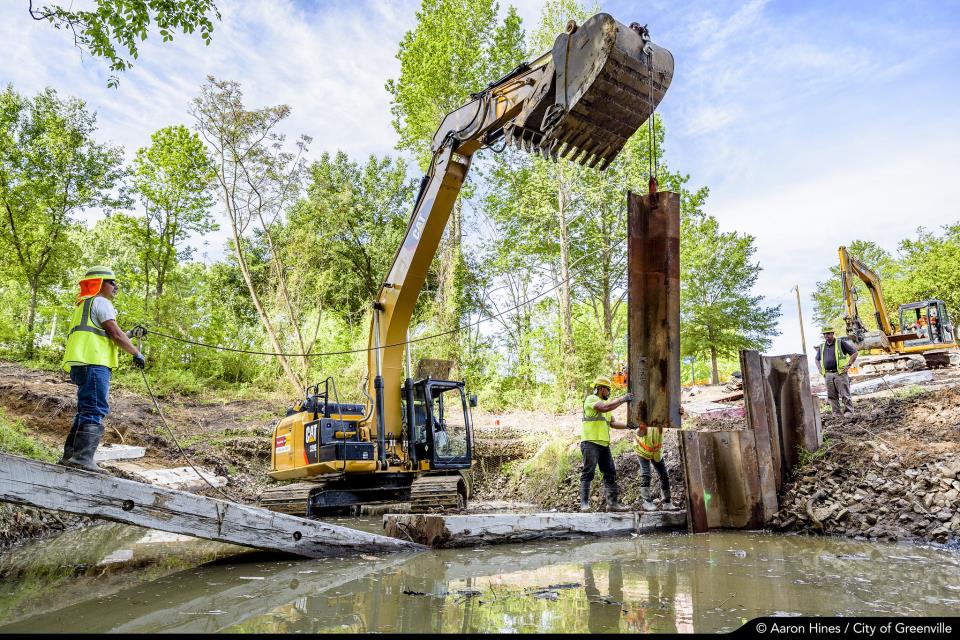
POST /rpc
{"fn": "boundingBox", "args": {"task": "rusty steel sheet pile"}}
[627,191,682,430]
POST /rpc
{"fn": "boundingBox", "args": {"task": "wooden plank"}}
[382,511,687,548]
[627,190,681,429]
[0,453,424,557]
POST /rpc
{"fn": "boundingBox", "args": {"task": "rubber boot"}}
[639,485,657,512]
[660,485,680,510]
[604,484,631,512]
[63,423,105,474]
[58,417,79,466]
[579,481,592,512]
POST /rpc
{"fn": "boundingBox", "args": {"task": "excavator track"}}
[410,475,465,513]
[258,482,317,517]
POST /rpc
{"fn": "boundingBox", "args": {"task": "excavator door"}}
[407,380,472,470]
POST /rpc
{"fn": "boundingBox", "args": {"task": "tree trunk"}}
[228,217,302,392]
[436,201,463,363]
[25,278,39,358]
[602,276,614,368]
[556,168,575,394]
[257,210,310,373]
[710,345,720,385]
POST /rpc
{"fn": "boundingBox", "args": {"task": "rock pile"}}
[771,455,960,543]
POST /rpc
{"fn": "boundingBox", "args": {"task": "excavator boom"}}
[367,14,673,469]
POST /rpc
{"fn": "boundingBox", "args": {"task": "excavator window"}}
[429,387,468,460]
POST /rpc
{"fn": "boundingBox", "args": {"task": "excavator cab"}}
[404,379,472,471]
[900,300,954,346]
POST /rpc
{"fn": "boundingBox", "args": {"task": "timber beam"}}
[0,453,425,557]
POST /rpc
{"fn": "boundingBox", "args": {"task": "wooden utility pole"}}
[793,285,808,356]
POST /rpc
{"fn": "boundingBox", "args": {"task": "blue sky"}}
[3,0,959,365]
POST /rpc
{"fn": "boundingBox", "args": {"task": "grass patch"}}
[892,384,924,399]
[0,409,59,462]
[797,436,833,467]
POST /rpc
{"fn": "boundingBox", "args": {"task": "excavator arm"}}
[365,15,674,469]
[837,245,925,354]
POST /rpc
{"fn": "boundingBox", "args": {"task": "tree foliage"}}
[28,0,221,87]
[130,124,216,310]
[681,211,781,384]
[0,85,125,356]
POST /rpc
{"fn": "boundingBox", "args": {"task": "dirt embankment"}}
[471,382,960,546]
[0,362,285,548]
[772,387,960,544]
[2,360,957,549]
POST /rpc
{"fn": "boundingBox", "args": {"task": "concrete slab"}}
[816,370,935,399]
[94,444,146,462]
[132,466,228,491]
[685,401,745,420]
[383,510,687,547]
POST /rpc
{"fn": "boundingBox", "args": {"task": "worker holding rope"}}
[59,266,146,474]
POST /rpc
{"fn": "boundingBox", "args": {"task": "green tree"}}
[284,152,414,325]
[811,239,897,329]
[28,0,221,88]
[190,76,308,392]
[386,0,526,366]
[888,224,960,315]
[0,85,125,356]
[130,124,216,313]
[681,211,781,384]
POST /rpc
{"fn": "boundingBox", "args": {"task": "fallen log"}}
[0,452,424,557]
[382,511,687,548]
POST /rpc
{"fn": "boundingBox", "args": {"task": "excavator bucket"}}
[505,14,674,170]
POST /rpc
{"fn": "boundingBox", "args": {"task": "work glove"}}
[132,353,146,369]
[126,325,147,339]
[621,392,634,403]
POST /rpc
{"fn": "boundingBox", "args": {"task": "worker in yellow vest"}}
[634,419,680,511]
[60,266,146,473]
[580,376,635,512]
[814,326,857,418]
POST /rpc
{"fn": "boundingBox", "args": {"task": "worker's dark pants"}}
[580,441,617,489]
[639,455,670,495]
[62,365,110,461]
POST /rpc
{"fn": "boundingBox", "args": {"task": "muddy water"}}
[1,520,958,634]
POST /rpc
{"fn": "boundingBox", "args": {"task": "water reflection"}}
[1,526,958,633]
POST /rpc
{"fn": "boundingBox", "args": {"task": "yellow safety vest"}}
[634,427,664,463]
[62,297,118,371]
[817,338,849,375]
[582,393,612,445]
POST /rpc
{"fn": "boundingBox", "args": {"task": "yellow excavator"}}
[260,14,674,516]
[839,245,959,374]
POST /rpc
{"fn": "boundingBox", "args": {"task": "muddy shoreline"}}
[1,360,957,550]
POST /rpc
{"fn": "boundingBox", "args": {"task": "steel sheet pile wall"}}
[681,351,822,532]
[627,190,681,429]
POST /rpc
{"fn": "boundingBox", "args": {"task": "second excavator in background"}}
[839,245,959,375]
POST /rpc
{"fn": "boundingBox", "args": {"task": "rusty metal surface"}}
[680,430,765,531]
[740,350,780,519]
[679,434,708,533]
[628,191,680,429]
[761,354,822,475]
